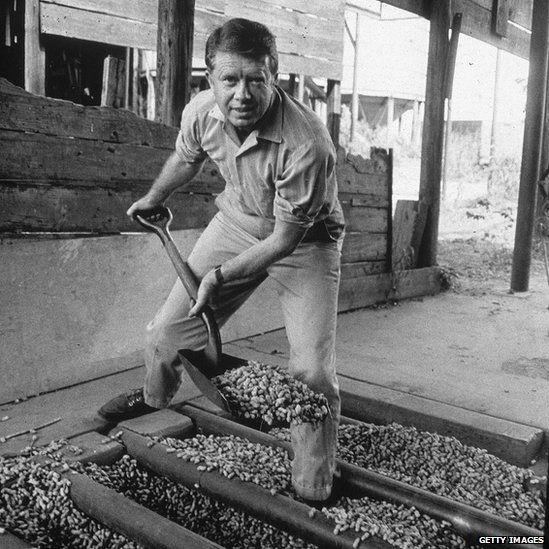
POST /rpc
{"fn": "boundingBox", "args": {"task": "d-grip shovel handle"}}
[133,206,222,371]
[133,206,199,301]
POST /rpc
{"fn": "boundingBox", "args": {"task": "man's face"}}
[206,52,276,131]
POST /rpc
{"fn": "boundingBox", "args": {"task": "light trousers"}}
[143,211,342,500]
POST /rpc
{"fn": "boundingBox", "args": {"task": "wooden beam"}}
[24,0,45,95]
[156,0,195,127]
[326,79,341,146]
[417,0,451,267]
[493,0,510,37]
[511,0,549,291]
[350,13,362,142]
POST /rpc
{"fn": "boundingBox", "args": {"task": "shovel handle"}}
[163,240,199,302]
[133,206,199,301]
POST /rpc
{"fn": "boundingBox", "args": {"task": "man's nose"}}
[234,80,252,100]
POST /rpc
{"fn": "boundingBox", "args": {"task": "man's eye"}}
[223,76,237,84]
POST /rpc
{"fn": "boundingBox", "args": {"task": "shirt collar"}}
[207,86,283,144]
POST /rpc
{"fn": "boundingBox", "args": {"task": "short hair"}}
[205,18,278,75]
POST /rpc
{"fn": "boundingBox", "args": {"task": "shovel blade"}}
[178,349,231,412]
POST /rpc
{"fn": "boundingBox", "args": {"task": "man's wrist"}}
[214,265,225,285]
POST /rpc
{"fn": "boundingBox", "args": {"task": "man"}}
[99,18,345,503]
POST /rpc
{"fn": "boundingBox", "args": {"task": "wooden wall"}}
[38,0,345,79]
[0,79,405,402]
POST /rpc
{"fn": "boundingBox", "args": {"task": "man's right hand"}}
[126,195,163,219]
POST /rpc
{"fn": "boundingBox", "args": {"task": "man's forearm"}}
[146,152,202,202]
[220,221,306,282]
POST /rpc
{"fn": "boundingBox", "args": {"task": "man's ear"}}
[205,70,213,88]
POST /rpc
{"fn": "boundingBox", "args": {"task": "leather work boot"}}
[97,388,156,423]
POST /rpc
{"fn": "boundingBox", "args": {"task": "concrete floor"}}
[1,271,548,471]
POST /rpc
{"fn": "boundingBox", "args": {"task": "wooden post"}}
[441,12,462,201]
[511,0,549,292]
[488,48,504,196]
[417,0,451,268]
[411,100,420,151]
[156,0,195,127]
[288,74,297,97]
[492,0,510,37]
[297,74,305,102]
[132,48,140,114]
[351,13,362,142]
[327,79,341,146]
[386,96,394,146]
[24,0,45,95]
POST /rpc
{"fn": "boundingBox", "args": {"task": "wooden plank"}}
[40,0,157,24]
[341,260,388,278]
[340,202,387,233]
[117,409,195,438]
[0,130,226,195]
[0,78,177,148]
[338,147,390,174]
[224,1,343,62]
[40,2,157,50]
[156,0,195,127]
[25,0,45,95]
[0,130,171,182]
[337,267,442,311]
[69,472,223,549]
[392,200,418,270]
[0,181,218,232]
[196,0,225,15]
[240,0,344,20]
[338,375,544,467]
[341,232,387,263]
[101,55,125,108]
[277,54,341,82]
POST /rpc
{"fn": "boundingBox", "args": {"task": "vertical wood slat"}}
[24,0,45,95]
[417,0,451,267]
[327,79,341,146]
[156,0,195,127]
[101,55,125,108]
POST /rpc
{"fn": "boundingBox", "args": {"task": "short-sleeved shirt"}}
[175,86,345,241]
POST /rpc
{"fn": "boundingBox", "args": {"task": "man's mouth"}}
[232,106,254,114]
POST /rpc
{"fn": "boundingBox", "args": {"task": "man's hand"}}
[126,194,163,219]
[126,152,203,220]
[188,268,220,317]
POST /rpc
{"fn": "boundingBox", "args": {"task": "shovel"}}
[133,206,230,412]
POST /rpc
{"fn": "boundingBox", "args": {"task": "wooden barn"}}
[0,1,547,546]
